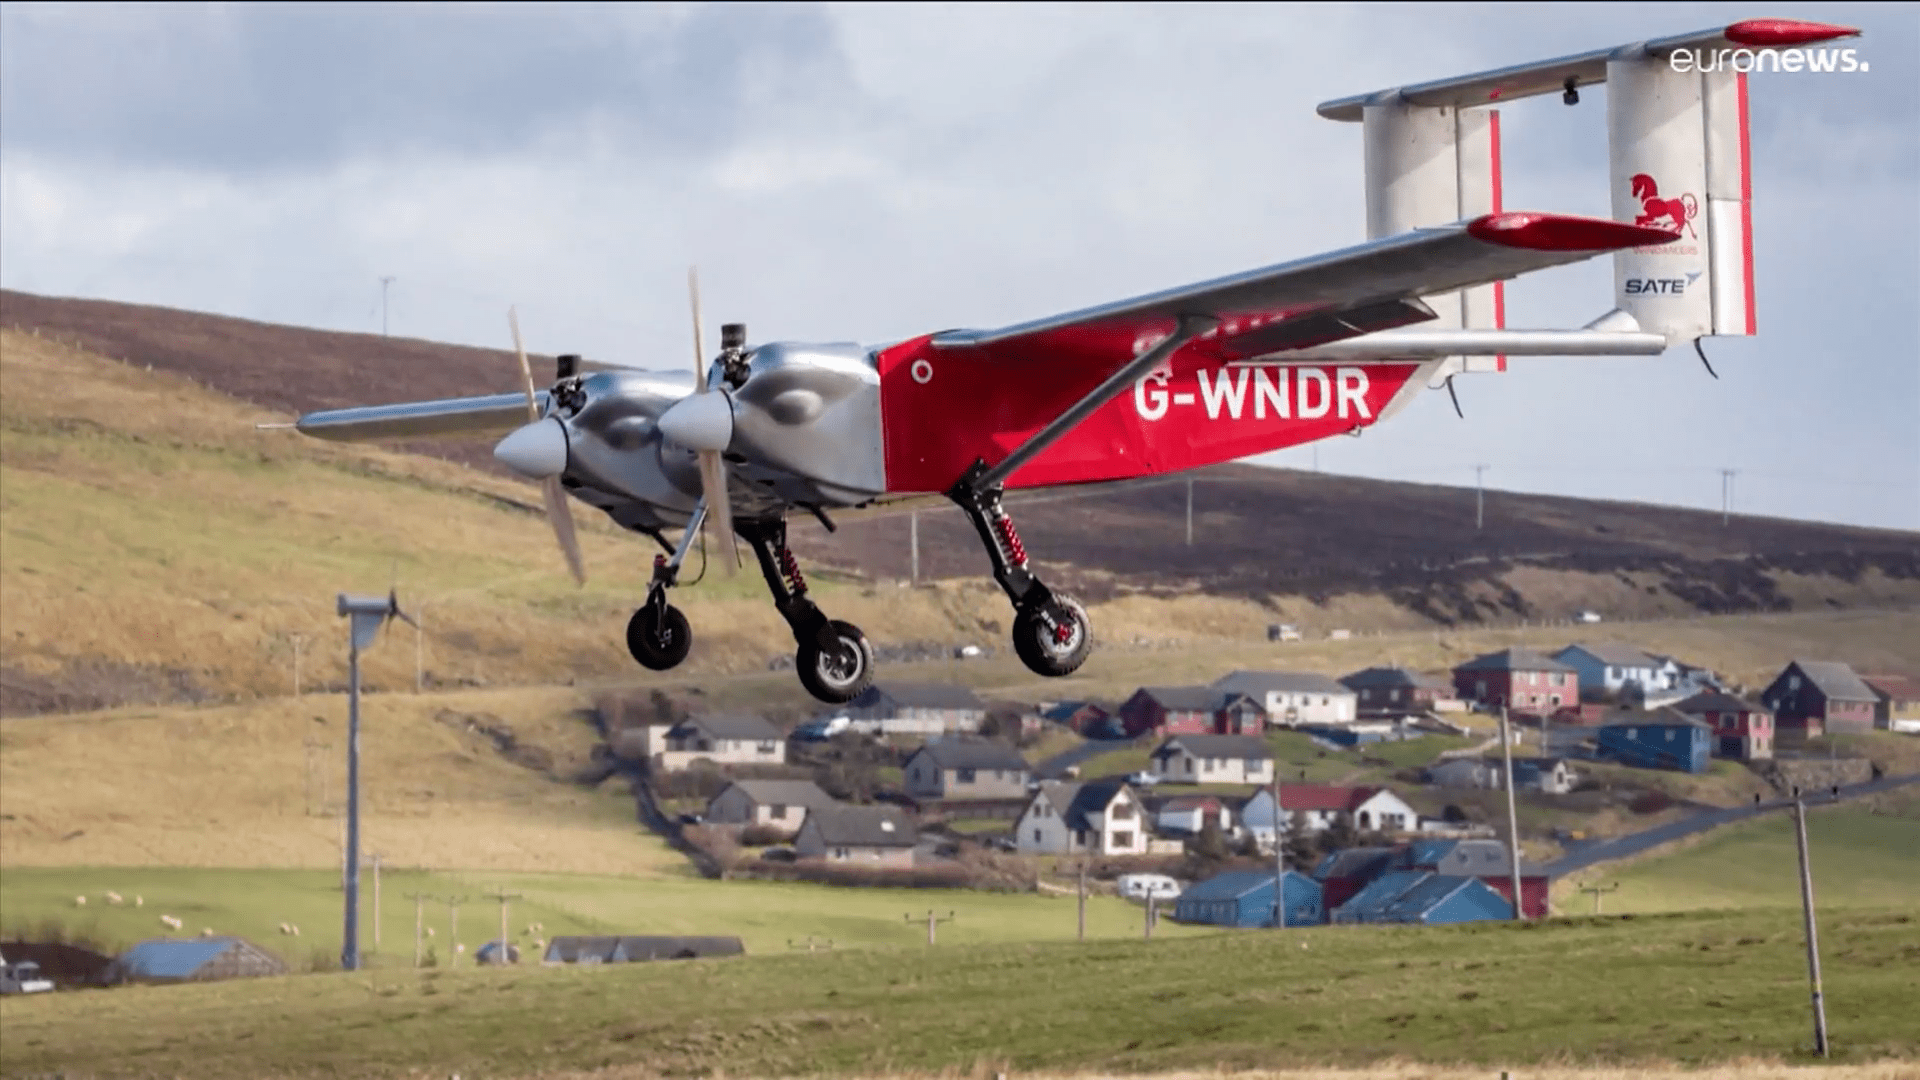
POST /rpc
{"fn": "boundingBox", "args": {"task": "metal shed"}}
[107,937,286,984]
[1173,870,1323,928]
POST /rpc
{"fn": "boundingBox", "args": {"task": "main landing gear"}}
[947,462,1092,678]
[623,505,874,706]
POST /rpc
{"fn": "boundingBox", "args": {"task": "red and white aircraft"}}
[296,17,1860,704]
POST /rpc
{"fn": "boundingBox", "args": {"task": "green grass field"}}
[4,906,1914,1079]
[0,865,1197,967]
[1556,804,1920,916]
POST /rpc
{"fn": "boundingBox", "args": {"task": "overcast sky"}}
[3,2,1915,530]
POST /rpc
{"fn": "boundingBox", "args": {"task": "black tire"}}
[626,603,692,671]
[1013,594,1092,677]
[796,620,874,704]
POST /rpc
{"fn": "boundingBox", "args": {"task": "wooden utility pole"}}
[1077,861,1087,942]
[290,633,308,698]
[406,892,434,968]
[909,512,919,586]
[1791,792,1830,1058]
[1145,895,1157,940]
[1579,882,1619,915]
[371,854,382,951]
[1271,768,1286,928]
[485,890,523,965]
[905,910,955,945]
[413,605,425,693]
[446,896,467,967]
[1498,705,1526,920]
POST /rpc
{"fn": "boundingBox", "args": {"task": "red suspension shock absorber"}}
[993,512,1028,567]
[777,546,807,596]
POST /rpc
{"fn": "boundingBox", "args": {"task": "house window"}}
[1112,831,1135,849]
[1033,829,1042,843]
[1111,801,1135,819]
[769,805,788,820]
[757,741,778,754]
[958,768,977,783]
[833,847,850,859]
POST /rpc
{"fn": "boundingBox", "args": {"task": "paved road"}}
[1546,772,1918,877]
[1033,738,1129,780]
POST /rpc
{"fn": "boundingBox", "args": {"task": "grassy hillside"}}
[1555,803,1920,916]
[3,907,1914,1078]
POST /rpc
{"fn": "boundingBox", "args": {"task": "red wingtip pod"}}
[1467,212,1681,252]
[1724,19,1860,47]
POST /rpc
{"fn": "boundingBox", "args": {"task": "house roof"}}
[1558,643,1657,668]
[1135,685,1223,712]
[1672,690,1769,716]
[804,804,917,848]
[1786,660,1878,702]
[1213,670,1352,697]
[1380,874,1503,921]
[911,739,1029,772]
[1034,777,1132,831]
[1429,838,1551,877]
[724,780,838,810]
[544,935,744,963]
[675,712,783,741]
[113,938,259,980]
[1399,838,1462,868]
[1332,869,1433,920]
[870,682,988,710]
[1312,846,1399,881]
[1040,701,1107,722]
[1860,674,1920,703]
[1179,869,1313,902]
[1453,648,1575,675]
[1155,795,1226,813]
[1154,734,1274,761]
[1600,705,1712,731]
[1272,783,1387,812]
[1340,667,1452,692]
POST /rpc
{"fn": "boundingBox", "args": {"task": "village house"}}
[902,739,1031,801]
[1212,670,1357,726]
[1013,778,1148,857]
[1760,660,1878,739]
[1330,871,1514,925]
[1554,643,1669,702]
[1451,648,1578,715]
[703,780,839,837]
[791,804,918,868]
[106,938,287,984]
[654,713,787,772]
[836,683,988,736]
[1340,667,1458,718]
[1040,701,1117,738]
[1402,838,1551,918]
[1147,794,1234,838]
[1671,691,1775,761]
[1311,847,1400,910]
[1423,756,1576,795]
[1148,734,1275,786]
[1117,687,1223,738]
[1860,674,1920,733]
[1239,784,1419,842]
[1596,707,1712,773]
[1173,870,1324,928]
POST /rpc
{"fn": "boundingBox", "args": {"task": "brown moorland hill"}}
[5,287,1916,627]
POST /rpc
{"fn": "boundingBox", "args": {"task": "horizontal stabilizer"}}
[1240,328,1668,364]
[1317,19,1860,120]
[295,391,550,442]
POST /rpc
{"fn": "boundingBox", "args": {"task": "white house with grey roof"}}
[704,780,839,837]
[654,713,787,772]
[792,804,918,868]
[833,683,988,736]
[1210,671,1356,726]
[1553,644,1670,700]
[903,739,1030,800]
[1149,734,1275,785]
[1014,779,1148,856]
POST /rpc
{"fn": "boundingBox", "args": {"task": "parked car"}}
[474,941,521,965]
[1126,771,1160,788]
[1116,873,1183,902]
[791,715,852,742]
[1268,624,1303,642]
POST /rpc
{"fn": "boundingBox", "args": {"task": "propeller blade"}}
[697,450,738,577]
[689,267,707,393]
[509,306,539,423]
[541,476,587,586]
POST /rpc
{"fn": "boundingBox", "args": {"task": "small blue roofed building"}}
[1597,706,1712,773]
[1330,871,1513,925]
[106,937,286,984]
[1174,870,1324,928]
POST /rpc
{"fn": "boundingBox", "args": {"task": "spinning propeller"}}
[657,267,740,577]
[493,307,586,585]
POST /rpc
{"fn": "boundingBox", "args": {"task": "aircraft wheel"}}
[626,603,692,671]
[1013,594,1091,678]
[797,620,874,704]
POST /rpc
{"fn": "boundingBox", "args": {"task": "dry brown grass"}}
[520,1062,1920,1080]
[0,685,681,873]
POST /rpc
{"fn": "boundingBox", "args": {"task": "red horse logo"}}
[1630,173,1698,239]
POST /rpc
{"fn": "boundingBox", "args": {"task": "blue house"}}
[1174,870,1323,928]
[1554,643,1667,700]
[1331,871,1514,925]
[1596,706,1712,773]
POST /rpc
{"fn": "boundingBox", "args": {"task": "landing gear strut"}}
[625,503,706,672]
[738,518,874,704]
[947,462,1092,678]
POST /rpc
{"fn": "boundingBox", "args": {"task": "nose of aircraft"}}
[493,417,569,479]
[657,389,735,453]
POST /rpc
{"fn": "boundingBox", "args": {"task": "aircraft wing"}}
[925,212,1678,365]
[294,391,549,442]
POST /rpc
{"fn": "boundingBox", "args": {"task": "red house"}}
[1452,648,1578,716]
[1760,660,1878,739]
[1405,838,1550,919]
[1672,690,1774,761]
[1118,687,1223,738]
